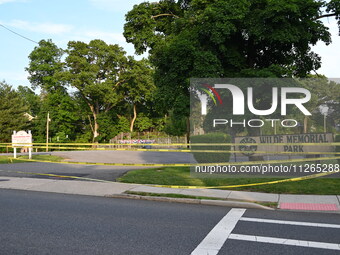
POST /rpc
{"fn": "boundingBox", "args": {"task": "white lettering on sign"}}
[12,130,32,147]
[234,133,334,157]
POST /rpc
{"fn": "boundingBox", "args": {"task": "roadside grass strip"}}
[151,169,340,189]
[7,155,340,191]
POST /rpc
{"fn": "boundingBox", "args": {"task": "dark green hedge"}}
[190,133,231,163]
[336,134,340,163]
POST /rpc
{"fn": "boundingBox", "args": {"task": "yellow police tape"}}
[3,145,340,155]
[11,155,340,167]
[1,165,339,190]
[7,145,340,155]
[5,141,340,190]
[4,142,340,146]
[0,169,115,184]
[151,170,340,189]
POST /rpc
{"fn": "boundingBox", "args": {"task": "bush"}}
[190,133,231,163]
[336,134,340,163]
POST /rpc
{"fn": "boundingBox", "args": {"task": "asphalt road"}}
[0,162,140,181]
[0,150,195,181]
[52,150,194,164]
[1,189,340,255]
[2,150,338,182]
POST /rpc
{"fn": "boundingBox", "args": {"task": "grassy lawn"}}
[125,191,223,200]
[0,155,64,164]
[125,191,278,208]
[118,166,340,195]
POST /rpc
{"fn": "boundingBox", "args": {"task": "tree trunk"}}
[89,105,99,142]
[93,114,99,141]
[186,117,190,146]
[130,104,137,132]
[304,116,308,133]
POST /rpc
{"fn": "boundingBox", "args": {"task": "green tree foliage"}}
[116,116,130,133]
[26,39,82,142]
[134,113,154,132]
[17,86,41,116]
[122,58,155,131]
[38,91,81,142]
[190,133,231,163]
[26,39,64,91]
[124,0,340,135]
[164,110,187,136]
[300,77,340,132]
[0,81,30,142]
[26,39,157,142]
[336,134,340,163]
[61,40,130,141]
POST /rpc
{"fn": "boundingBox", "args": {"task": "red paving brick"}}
[280,202,339,211]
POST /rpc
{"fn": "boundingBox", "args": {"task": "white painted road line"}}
[240,217,340,229]
[229,234,340,251]
[191,208,246,255]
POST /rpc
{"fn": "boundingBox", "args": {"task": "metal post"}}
[28,130,32,159]
[324,114,327,133]
[12,131,16,158]
[46,112,49,152]
[28,147,32,159]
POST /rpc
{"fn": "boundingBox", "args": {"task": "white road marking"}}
[191,208,246,255]
[229,234,340,251]
[240,217,340,229]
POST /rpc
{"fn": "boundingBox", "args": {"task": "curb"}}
[106,194,274,210]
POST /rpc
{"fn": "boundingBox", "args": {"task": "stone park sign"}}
[12,130,32,159]
[234,133,334,157]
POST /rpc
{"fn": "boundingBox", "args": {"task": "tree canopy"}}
[124,0,340,135]
[26,39,157,142]
[0,81,30,142]
[1,1,338,143]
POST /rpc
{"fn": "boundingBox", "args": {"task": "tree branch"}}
[104,103,114,113]
[87,115,94,133]
[151,13,179,19]
[77,91,93,112]
[315,13,337,20]
[113,80,125,90]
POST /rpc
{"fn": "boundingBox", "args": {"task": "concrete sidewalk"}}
[0,177,339,212]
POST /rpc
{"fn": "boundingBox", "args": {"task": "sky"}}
[0,0,340,89]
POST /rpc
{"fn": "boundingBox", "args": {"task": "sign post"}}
[46,112,50,152]
[12,130,33,159]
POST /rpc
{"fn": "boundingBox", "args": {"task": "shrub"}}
[190,133,231,163]
[336,134,340,163]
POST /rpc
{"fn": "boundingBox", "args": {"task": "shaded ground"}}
[0,150,195,181]
[52,150,194,164]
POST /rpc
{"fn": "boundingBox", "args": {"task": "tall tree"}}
[122,58,155,131]
[0,81,30,142]
[61,39,128,141]
[17,85,41,117]
[300,77,340,132]
[124,0,340,136]
[26,39,64,92]
[26,39,81,142]
[36,91,81,142]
